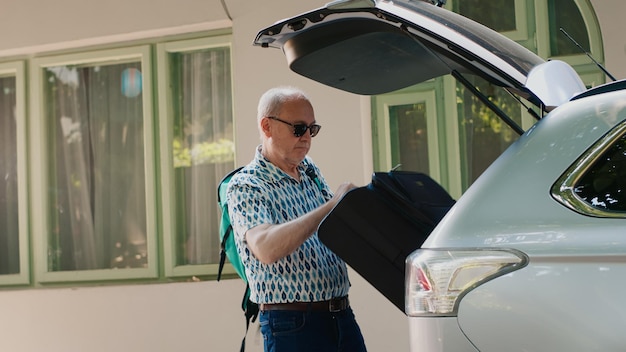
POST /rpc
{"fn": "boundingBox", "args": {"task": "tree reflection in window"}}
[457,74,522,189]
[574,133,626,212]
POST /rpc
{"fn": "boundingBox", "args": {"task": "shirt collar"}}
[254,145,308,184]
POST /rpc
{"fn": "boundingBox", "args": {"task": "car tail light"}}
[405,248,527,317]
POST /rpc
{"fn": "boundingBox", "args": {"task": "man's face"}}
[265,98,317,167]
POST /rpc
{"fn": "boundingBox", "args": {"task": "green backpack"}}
[216,166,257,352]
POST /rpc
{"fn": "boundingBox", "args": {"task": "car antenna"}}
[560,27,616,82]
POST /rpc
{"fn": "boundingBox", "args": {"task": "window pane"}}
[389,103,429,173]
[170,47,234,266]
[549,0,590,56]
[574,132,626,212]
[0,75,19,275]
[457,76,521,189]
[458,0,517,32]
[45,62,147,271]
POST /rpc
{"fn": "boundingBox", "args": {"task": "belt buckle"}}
[329,297,347,312]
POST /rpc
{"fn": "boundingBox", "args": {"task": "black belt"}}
[260,296,349,312]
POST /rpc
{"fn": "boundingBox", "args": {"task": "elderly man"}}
[226,86,367,352]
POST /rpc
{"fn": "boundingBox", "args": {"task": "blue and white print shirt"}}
[226,147,350,304]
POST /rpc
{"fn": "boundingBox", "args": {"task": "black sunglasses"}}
[267,116,322,137]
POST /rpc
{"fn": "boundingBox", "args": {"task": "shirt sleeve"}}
[226,181,274,245]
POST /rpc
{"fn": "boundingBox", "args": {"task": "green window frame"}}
[156,35,236,278]
[0,61,30,286]
[373,88,442,181]
[0,32,235,289]
[29,46,159,283]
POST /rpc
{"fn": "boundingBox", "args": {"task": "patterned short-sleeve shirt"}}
[226,147,350,304]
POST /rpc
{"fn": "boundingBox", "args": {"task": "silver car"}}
[255,0,626,350]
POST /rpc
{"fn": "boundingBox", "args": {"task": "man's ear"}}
[260,117,272,137]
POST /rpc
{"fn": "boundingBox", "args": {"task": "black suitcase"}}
[318,171,455,312]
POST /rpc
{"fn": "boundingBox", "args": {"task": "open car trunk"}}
[254,0,589,312]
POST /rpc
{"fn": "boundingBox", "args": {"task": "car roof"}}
[254,0,586,111]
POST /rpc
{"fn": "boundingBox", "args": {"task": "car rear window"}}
[574,132,626,212]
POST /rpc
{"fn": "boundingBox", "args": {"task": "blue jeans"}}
[259,307,367,352]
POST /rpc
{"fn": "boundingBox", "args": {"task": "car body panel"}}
[456,258,626,352]
[408,317,478,352]
[410,89,626,350]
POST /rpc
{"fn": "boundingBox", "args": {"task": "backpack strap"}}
[304,162,330,200]
[239,284,259,352]
[217,225,231,282]
[305,164,322,190]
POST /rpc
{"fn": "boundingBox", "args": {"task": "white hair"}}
[256,86,311,123]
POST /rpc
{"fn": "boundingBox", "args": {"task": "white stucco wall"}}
[0,1,624,351]
[590,0,626,80]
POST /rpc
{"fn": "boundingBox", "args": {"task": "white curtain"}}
[46,63,146,271]
[0,76,19,275]
[173,48,234,265]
